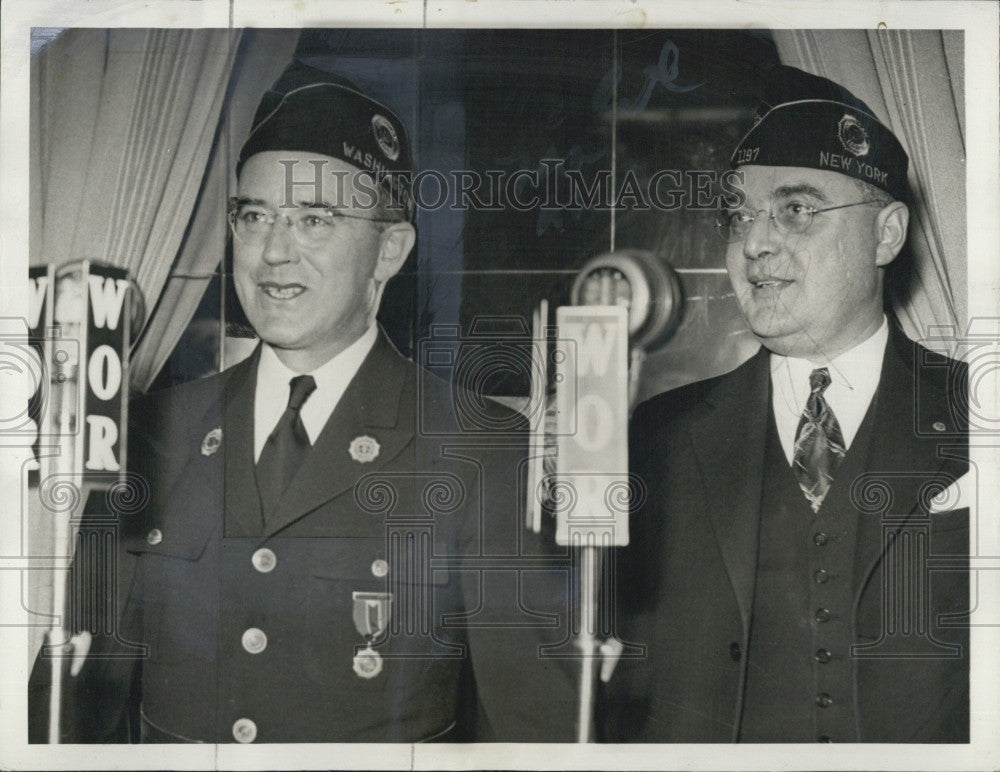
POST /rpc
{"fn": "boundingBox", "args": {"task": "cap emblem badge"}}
[371,114,400,161]
[837,113,870,157]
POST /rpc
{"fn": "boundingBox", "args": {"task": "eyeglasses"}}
[715,198,872,243]
[227,197,394,247]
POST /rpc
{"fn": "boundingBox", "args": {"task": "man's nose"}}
[261,217,297,265]
[742,211,781,262]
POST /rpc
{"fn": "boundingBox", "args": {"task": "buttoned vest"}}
[740,396,877,742]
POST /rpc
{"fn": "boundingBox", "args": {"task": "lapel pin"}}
[349,435,381,464]
[201,427,223,456]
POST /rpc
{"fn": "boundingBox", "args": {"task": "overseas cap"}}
[238,61,414,220]
[731,65,908,201]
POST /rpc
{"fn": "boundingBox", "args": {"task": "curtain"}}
[131,29,300,390]
[771,30,967,347]
[30,28,241,384]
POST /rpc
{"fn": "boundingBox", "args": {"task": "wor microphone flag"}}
[554,305,630,547]
[31,260,133,484]
[28,260,141,743]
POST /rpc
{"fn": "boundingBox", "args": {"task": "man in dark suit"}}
[601,66,969,742]
[33,62,575,743]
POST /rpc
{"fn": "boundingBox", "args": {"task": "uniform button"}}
[814,569,830,584]
[241,627,267,654]
[729,641,741,661]
[232,717,257,743]
[814,648,832,664]
[371,559,389,578]
[815,692,833,708]
[813,532,829,547]
[815,608,831,623]
[146,528,163,546]
[251,548,276,573]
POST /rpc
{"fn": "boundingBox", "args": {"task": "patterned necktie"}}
[792,367,846,513]
[256,374,317,524]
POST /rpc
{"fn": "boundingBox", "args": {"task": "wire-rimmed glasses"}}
[715,198,872,243]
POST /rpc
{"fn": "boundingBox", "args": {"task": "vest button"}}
[146,528,163,546]
[814,608,831,623]
[729,641,741,661]
[251,548,277,573]
[814,648,831,664]
[813,532,829,546]
[371,559,389,578]
[815,692,833,708]
[814,569,830,584]
[232,717,257,743]
[241,627,268,654]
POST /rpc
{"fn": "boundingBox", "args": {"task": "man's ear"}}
[874,201,909,267]
[374,222,416,283]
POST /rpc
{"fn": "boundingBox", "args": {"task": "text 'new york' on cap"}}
[237,60,414,221]
[731,65,909,201]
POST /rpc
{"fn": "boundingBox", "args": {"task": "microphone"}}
[527,249,682,742]
[28,260,145,743]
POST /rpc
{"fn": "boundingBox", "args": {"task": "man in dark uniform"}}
[33,62,576,743]
[601,66,969,742]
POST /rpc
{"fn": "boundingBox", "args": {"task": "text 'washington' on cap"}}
[238,60,414,220]
[731,65,908,201]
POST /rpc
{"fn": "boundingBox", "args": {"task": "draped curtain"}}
[30,28,240,358]
[132,30,300,389]
[29,28,300,392]
[771,30,967,346]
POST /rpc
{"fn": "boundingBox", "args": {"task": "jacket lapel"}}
[852,326,965,598]
[688,348,771,626]
[223,347,264,537]
[135,353,256,551]
[263,332,415,537]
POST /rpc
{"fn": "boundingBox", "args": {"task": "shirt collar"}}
[254,326,378,460]
[770,316,889,463]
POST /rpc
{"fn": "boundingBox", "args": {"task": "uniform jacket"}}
[33,331,576,743]
[601,324,969,742]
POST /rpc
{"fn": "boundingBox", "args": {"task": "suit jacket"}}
[601,324,969,742]
[32,331,576,743]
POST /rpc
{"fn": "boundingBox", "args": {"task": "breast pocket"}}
[304,535,459,689]
[124,525,218,666]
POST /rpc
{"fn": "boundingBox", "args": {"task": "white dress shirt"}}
[770,317,889,465]
[253,326,378,462]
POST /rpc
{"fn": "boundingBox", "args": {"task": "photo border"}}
[2,1,997,770]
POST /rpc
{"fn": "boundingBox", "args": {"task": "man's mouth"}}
[750,277,792,289]
[259,282,306,300]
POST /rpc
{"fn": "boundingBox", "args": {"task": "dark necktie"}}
[256,374,316,525]
[792,367,846,513]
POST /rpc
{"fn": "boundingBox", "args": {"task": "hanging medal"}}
[351,591,392,679]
